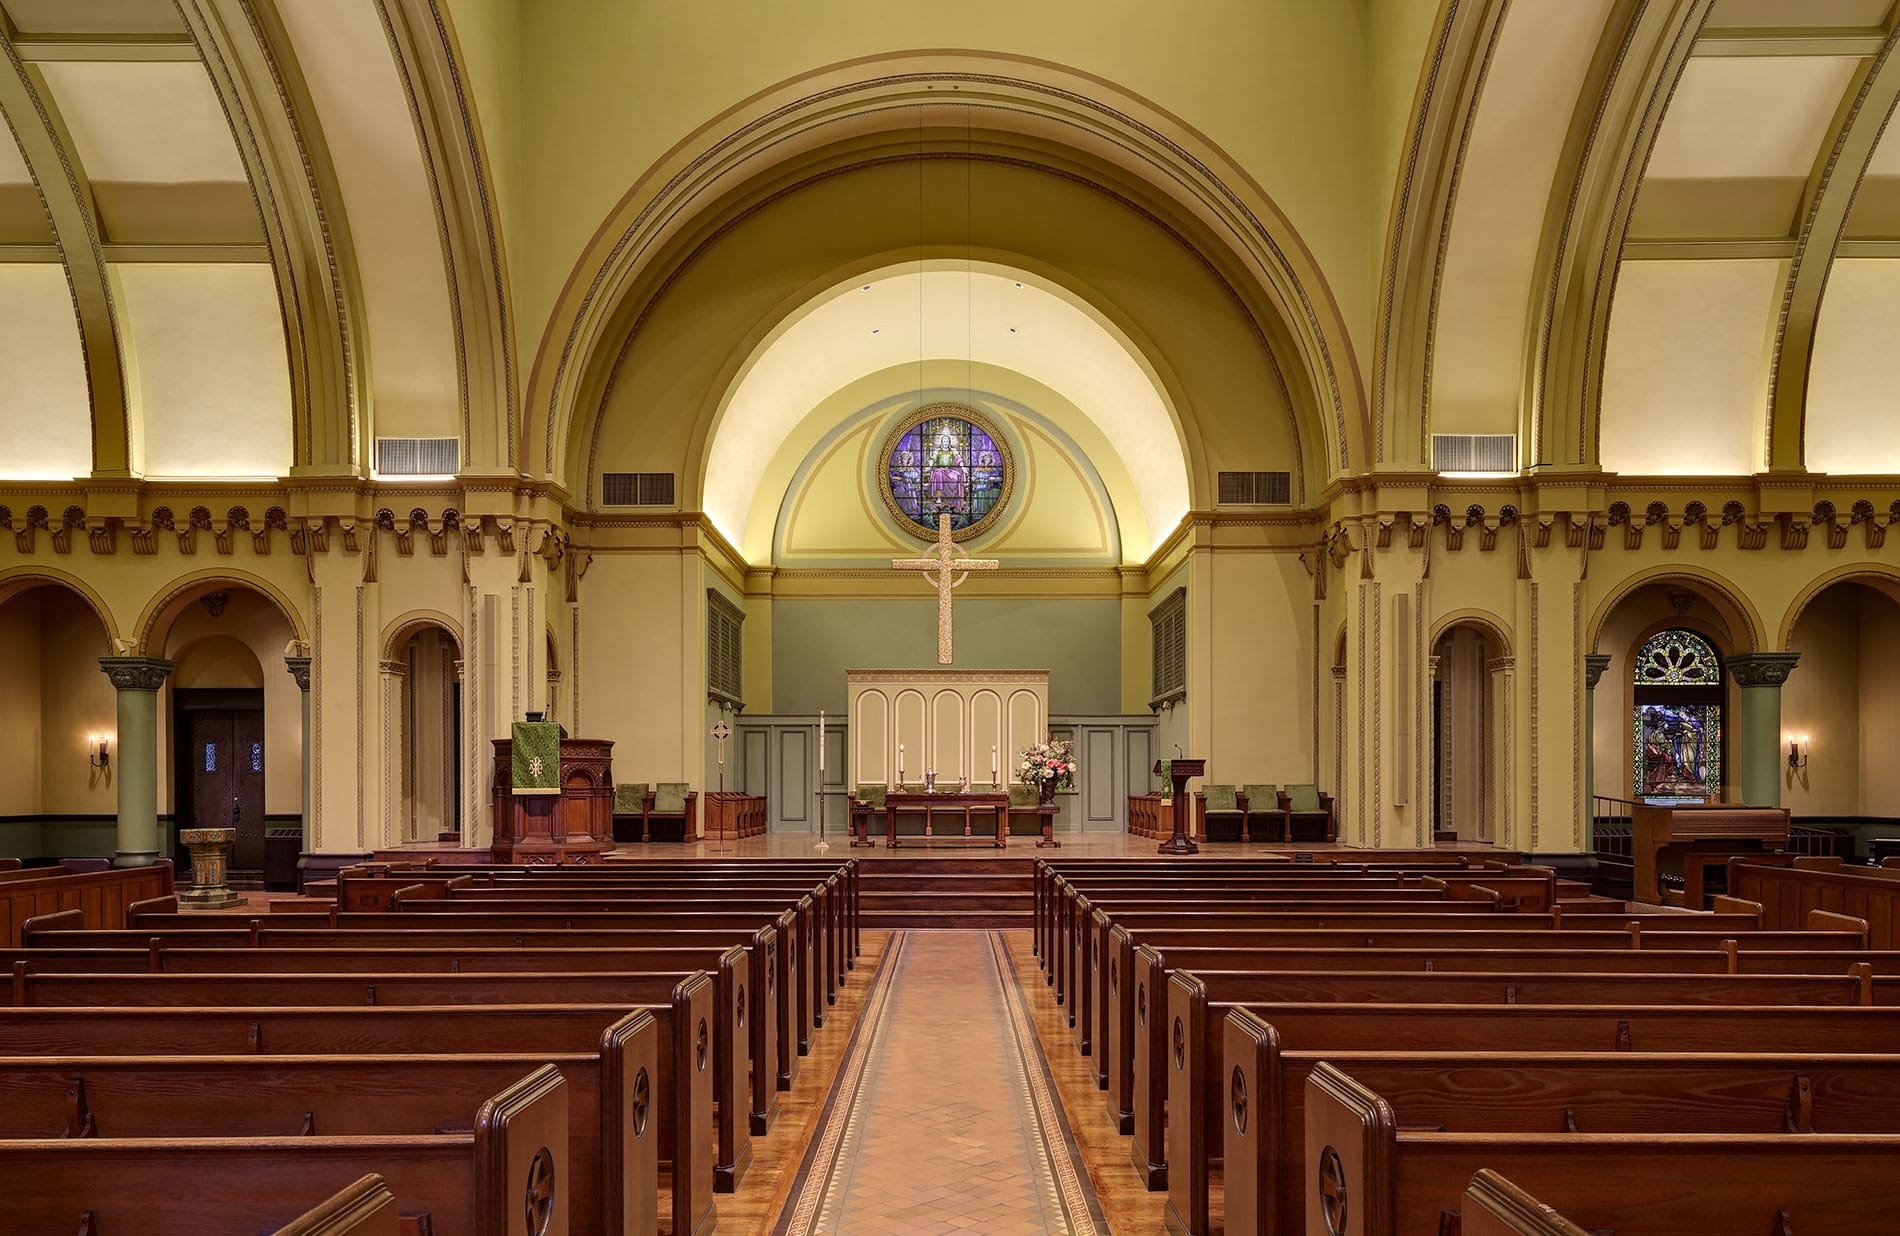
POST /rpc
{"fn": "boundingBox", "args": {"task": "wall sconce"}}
[1787,734,1809,772]
[88,734,110,771]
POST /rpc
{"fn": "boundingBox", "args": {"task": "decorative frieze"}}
[1726,652,1801,689]
[98,656,175,692]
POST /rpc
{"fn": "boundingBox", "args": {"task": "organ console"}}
[1631,802,1789,908]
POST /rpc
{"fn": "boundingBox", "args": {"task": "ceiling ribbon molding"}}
[176,0,368,477]
[1524,0,1715,469]
[1374,0,1511,467]
[372,0,518,475]
[0,30,134,477]
[1765,24,1900,474]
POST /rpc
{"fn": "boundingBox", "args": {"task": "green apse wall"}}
[771,598,1122,716]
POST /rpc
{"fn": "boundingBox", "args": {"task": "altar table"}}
[879,790,1010,849]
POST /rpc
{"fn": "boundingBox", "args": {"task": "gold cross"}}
[892,513,1000,664]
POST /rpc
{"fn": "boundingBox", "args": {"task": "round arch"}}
[380,609,466,663]
[1776,563,1900,652]
[134,569,310,657]
[526,51,1366,493]
[0,565,122,647]
[1586,565,1766,657]
[1429,608,1516,661]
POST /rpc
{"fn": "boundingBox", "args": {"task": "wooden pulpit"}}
[1156,757,1204,855]
[490,736,616,863]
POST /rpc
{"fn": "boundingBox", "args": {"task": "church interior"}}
[4,1,1900,1232]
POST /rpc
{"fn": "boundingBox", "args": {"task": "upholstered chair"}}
[649,781,697,842]
[611,782,651,842]
[1280,783,1336,842]
[1197,783,1244,843]
[1240,783,1281,842]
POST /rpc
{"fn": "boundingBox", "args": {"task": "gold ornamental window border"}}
[876,402,1017,544]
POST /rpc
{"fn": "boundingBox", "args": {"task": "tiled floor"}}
[778,931,1105,1235]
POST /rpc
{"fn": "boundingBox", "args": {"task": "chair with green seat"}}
[1196,783,1245,843]
[647,781,698,843]
[611,782,651,842]
[1279,782,1336,842]
[848,784,887,847]
[1240,783,1281,842]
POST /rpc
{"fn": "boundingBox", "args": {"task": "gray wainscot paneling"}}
[1047,716,1158,833]
[735,715,851,836]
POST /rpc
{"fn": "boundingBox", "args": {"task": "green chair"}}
[849,784,887,848]
[1240,783,1280,842]
[1198,783,1244,843]
[649,781,697,843]
[612,782,650,843]
[1281,783,1336,842]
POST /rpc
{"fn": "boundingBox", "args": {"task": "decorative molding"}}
[1582,652,1612,689]
[284,655,312,691]
[1726,652,1800,688]
[98,656,175,691]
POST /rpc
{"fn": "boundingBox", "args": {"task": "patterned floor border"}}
[985,930,1111,1236]
[772,929,910,1236]
[771,930,1111,1234]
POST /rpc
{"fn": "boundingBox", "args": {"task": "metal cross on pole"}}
[891,512,1000,664]
[710,720,733,853]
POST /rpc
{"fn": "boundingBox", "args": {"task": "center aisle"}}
[775,931,1106,1235]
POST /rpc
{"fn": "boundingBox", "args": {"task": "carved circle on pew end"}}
[525,1145,556,1236]
[1137,983,1146,1027]
[1172,1016,1185,1071]
[697,1017,710,1071]
[632,1067,651,1138]
[1319,1144,1349,1236]
[1230,1065,1247,1135]
[738,984,747,1029]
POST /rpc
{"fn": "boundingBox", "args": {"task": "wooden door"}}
[178,695,266,872]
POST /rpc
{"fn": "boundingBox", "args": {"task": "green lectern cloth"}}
[511,722,563,796]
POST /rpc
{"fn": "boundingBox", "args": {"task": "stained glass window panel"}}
[1634,629,1721,685]
[1634,702,1722,803]
[250,742,263,773]
[886,415,1005,535]
[203,742,216,773]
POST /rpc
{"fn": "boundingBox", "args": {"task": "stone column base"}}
[178,886,244,910]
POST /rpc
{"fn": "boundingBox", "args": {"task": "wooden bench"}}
[0,993,720,1234]
[9,962,759,1195]
[1305,1061,1900,1236]
[0,1022,658,1236]
[1219,1017,1900,1236]
[1453,1170,1594,1236]
[0,1064,571,1236]
[269,1172,409,1236]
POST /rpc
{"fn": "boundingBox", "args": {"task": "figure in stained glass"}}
[881,405,1012,540]
[1631,629,1723,804]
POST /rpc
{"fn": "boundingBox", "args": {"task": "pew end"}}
[20,908,86,944]
[1220,1009,1280,1236]
[712,942,752,1192]
[1808,909,1870,948]
[1457,1170,1593,1236]
[269,1173,403,1236]
[1303,1062,1396,1236]
[601,1009,661,1236]
[672,972,718,1236]
[474,1063,570,1236]
[1130,944,1171,1190]
[1165,968,1210,1234]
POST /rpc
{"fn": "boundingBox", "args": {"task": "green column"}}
[98,656,175,868]
[1727,653,1800,807]
[285,656,312,844]
[1583,654,1611,845]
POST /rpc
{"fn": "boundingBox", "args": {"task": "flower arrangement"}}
[1018,737,1077,791]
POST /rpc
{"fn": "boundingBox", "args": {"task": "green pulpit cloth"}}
[511,722,563,796]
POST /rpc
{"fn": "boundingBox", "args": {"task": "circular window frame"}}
[875,402,1016,543]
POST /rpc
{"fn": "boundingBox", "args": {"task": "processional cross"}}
[892,512,999,664]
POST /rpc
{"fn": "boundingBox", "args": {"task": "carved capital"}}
[1727,652,1800,688]
[98,655,175,692]
[1486,655,1515,674]
[1582,653,1612,690]
[283,655,312,691]
[379,659,406,678]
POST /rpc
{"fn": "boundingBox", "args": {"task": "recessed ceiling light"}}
[1013,282,1024,289]
[1007,327,1018,334]
[861,285,871,292]
[870,327,881,334]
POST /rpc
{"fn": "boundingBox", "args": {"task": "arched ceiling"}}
[703,262,1187,562]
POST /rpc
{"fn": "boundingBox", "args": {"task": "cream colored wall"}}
[0,595,41,816]
[1783,587,1860,816]
[1205,550,1314,787]
[1857,593,1900,814]
[515,1,1373,382]
[32,588,118,819]
[578,552,691,788]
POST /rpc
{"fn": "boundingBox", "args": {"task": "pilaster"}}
[1728,653,1801,807]
[96,656,174,867]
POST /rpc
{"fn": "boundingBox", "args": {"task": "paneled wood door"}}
[174,690,266,872]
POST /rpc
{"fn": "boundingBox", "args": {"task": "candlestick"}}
[819,710,825,773]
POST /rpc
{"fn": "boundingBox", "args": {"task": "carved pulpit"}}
[490,736,616,863]
[1156,757,1204,855]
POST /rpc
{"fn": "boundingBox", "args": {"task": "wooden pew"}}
[1305,1062,1900,1236]
[270,1173,406,1236]
[9,962,758,1195]
[6,936,788,1138]
[0,1064,570,1236]
[1143,964,1884,1190]
[1454,1170,1593,1236]
[0,996,718,1236]
[1220,1017,1900,1236]
[0,863,174,946]
[0,1025,658,1236]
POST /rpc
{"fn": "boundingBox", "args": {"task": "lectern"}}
[490,736,615,863]
[1155,757,1204,855]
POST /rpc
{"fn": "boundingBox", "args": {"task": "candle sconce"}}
[1787,734,1810,773]
[88,734,110,771]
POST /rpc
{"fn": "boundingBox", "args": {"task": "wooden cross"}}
[892,512,999,664]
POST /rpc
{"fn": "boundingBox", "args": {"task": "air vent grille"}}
[601,472,676,506]
[1216,471,1292,504]
[1432,434,1516,474]
[374,437,459,476]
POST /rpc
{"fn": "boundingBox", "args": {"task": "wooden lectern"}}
[1631,802,1788,907]
[490,736,616,863]
[1156,757,1204,855]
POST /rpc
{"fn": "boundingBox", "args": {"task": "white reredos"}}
[701,261,1191,561]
